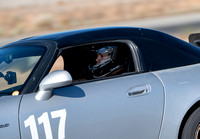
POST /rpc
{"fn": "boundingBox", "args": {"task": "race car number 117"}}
[24,109,67,139]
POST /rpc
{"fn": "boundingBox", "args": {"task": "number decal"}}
[51,109,67,139]
[38,112,53,139]
[24,115,39,139]
[24,109,67,139]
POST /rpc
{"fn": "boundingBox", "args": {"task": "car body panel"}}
[153,64,200,139]
[0,95,22,139]
[19,72,164,139]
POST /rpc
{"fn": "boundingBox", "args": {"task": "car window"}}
[57,42,135,83]
[0,45,46,95]
[134,38,200,71]
[49,55,64,73]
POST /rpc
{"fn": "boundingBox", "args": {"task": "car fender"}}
[153,63,200,139]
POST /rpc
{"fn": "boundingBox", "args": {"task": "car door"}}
[19,72,164,139]
[19,40,164,139]
[19,41,164,139]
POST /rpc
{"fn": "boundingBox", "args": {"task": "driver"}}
[88,46,126,78]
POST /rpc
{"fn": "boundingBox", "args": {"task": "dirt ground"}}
[0,0,200,38]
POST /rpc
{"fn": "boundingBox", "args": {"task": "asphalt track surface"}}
[0,12,200,46]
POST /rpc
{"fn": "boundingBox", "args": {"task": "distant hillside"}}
[0,0,200,37]
[0,0,131,8]
[0,0,71,8]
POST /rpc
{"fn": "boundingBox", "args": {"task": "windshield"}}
[0,45,46,94]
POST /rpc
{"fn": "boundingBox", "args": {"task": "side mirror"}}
[35,70,72,101]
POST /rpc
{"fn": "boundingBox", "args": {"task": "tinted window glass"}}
[59,42,135,83]
[0,46,46,94]
[134,38,200,71]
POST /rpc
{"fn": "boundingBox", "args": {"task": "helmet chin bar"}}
[92,64,124,79]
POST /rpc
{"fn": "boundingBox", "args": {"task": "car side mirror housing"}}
[35,70,72,101]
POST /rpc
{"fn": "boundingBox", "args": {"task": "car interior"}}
[51,42,135,83]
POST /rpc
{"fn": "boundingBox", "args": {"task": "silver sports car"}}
[1,27,200,139]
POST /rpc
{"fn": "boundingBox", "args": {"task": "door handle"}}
[127,84,151,97]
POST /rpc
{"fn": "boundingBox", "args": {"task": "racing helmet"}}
[88,46,125,78]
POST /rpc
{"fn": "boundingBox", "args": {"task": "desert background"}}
[0,0,200,44]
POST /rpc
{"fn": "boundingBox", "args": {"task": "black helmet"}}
[88,46,125,78]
